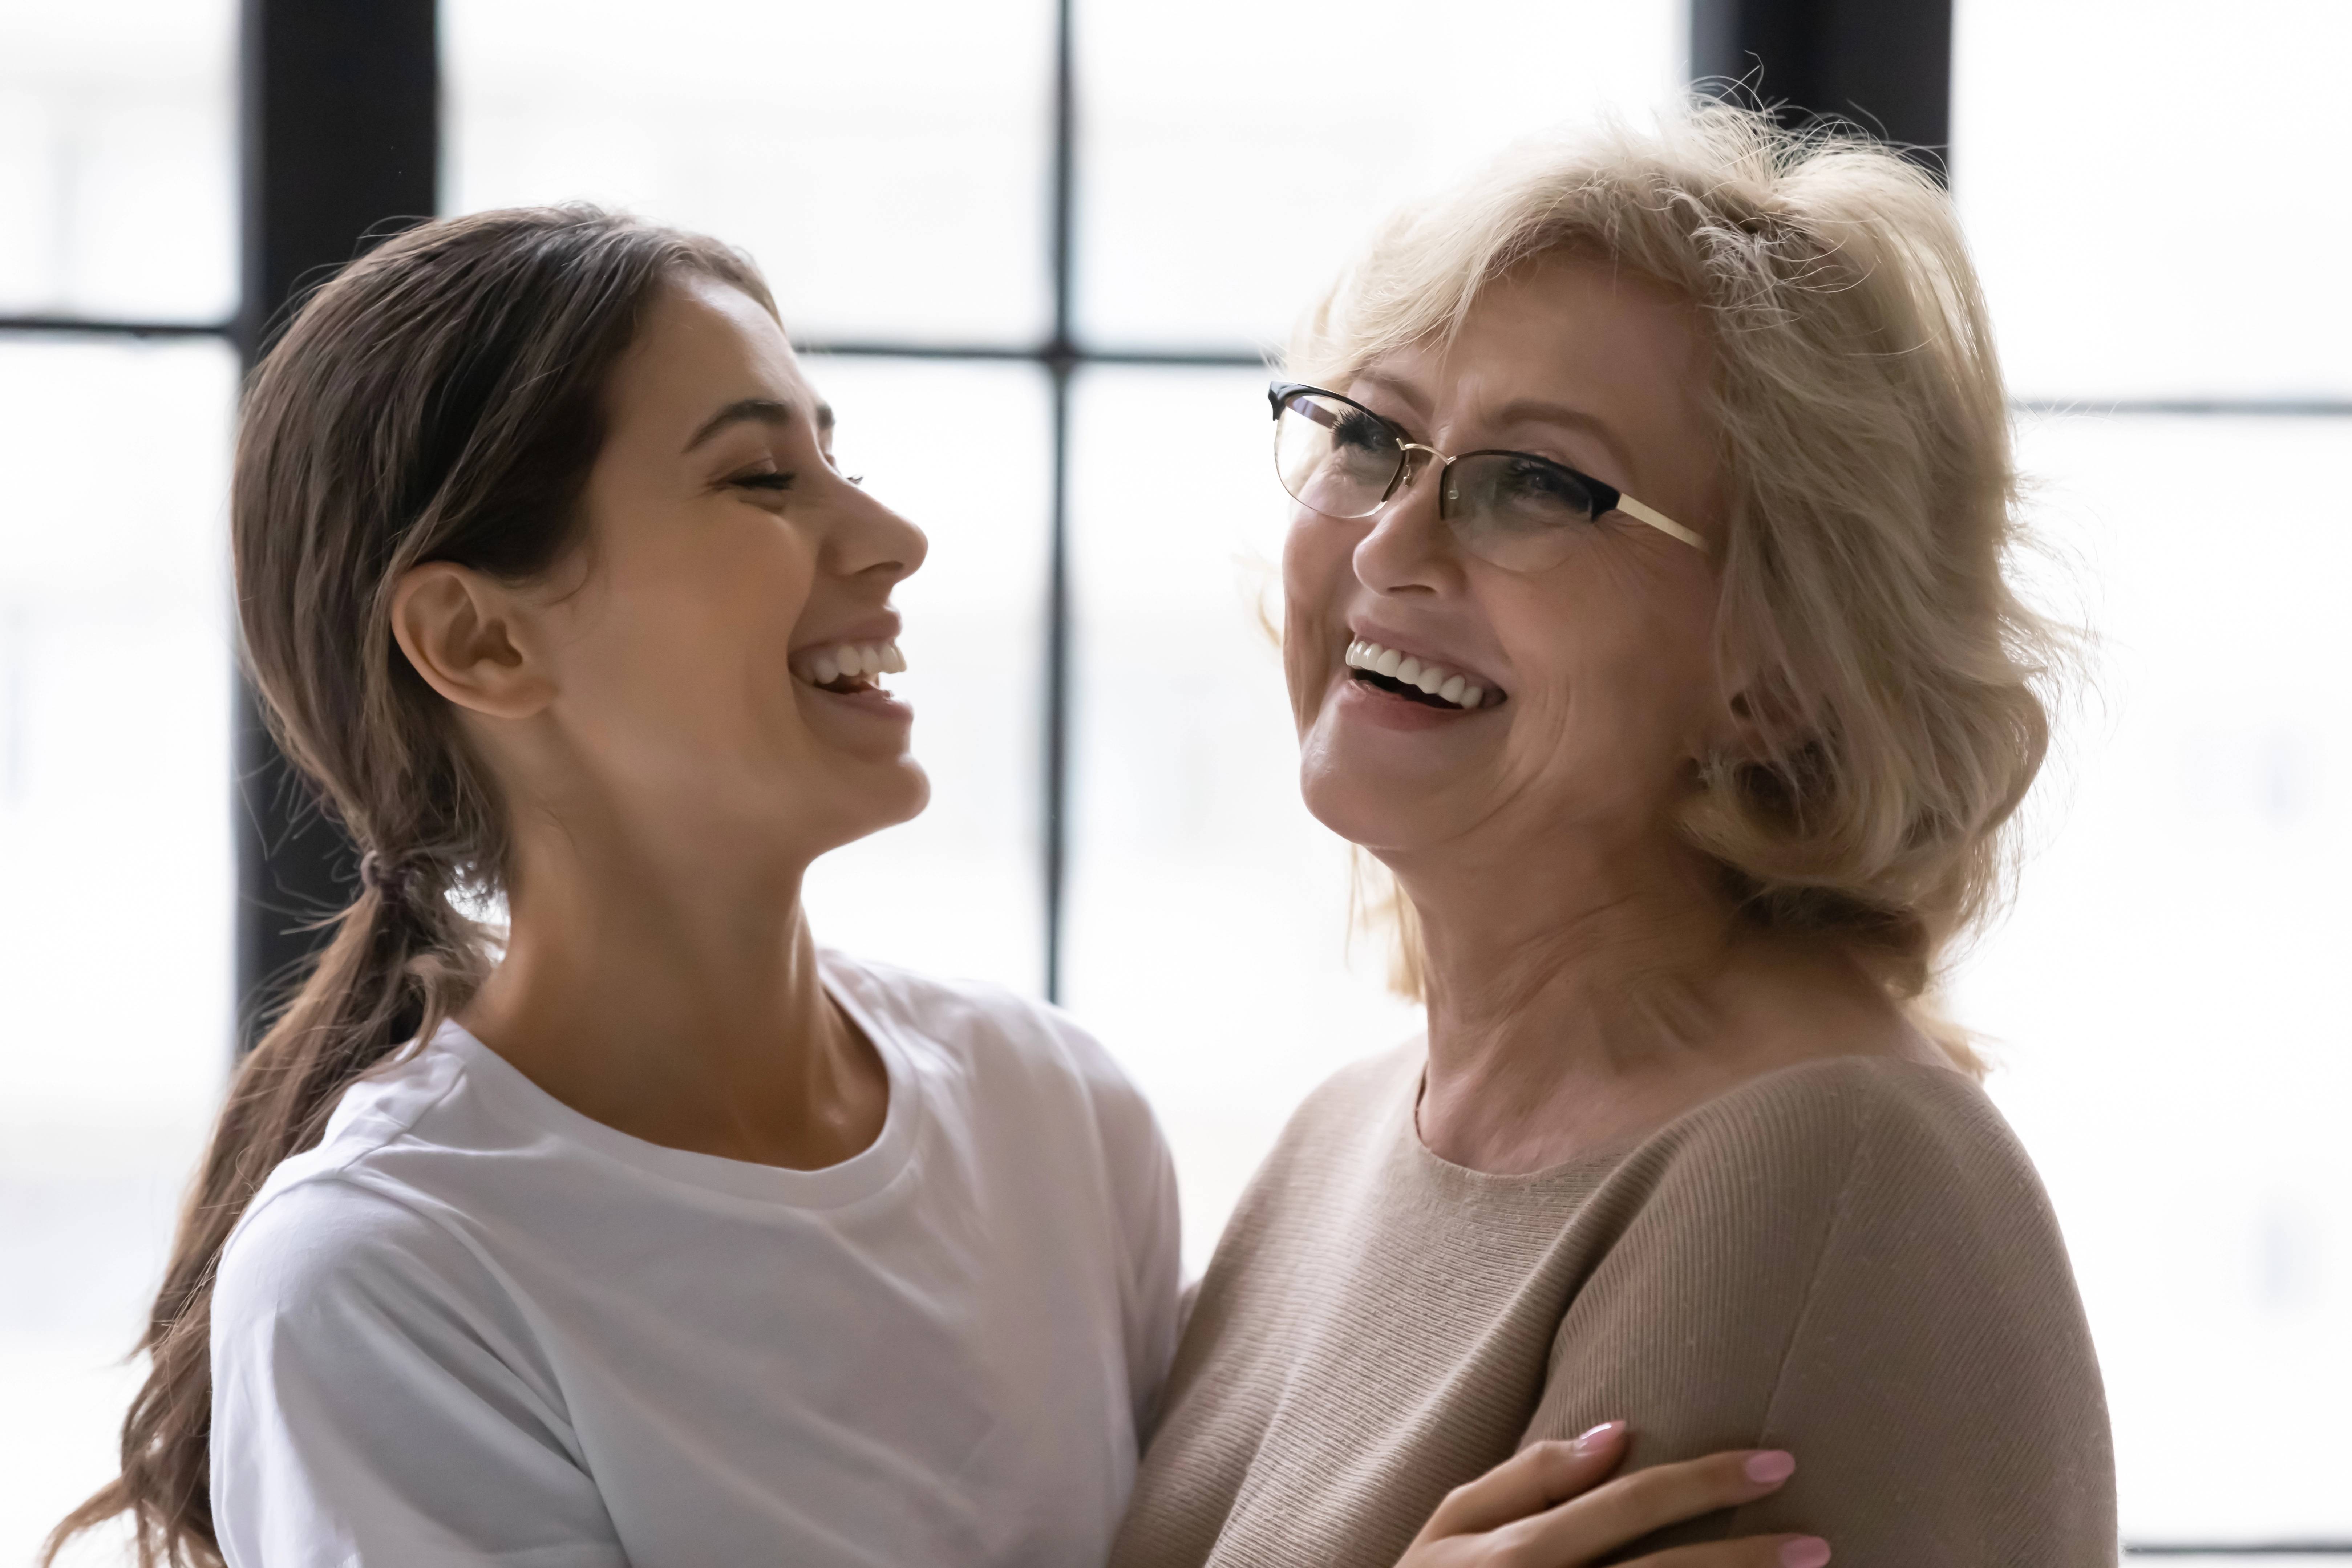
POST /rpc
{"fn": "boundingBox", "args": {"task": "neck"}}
[460,794,884,1169]
[1393,827,1771,1173]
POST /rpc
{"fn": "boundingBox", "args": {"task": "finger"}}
[1627,1535,1831,1568]
[1499,1449,1798,1565]
[1419,1422,1629,1539]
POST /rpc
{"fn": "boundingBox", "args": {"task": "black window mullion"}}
[1041,0,1078,1003]
[232,0,438,1049]
[9,0,2341,1068]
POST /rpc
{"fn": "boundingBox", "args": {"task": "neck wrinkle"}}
[1394,829,1743,1171]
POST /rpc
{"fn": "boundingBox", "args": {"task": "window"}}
[5,1,2344,1559]
[0,3,238,1561]
[1949,0,2352,1546]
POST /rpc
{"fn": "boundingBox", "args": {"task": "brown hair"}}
[46,206,773,1568]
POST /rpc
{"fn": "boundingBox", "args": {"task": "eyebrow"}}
[1488,397,1638,477]
[682,397,835,453]
[1352,373,1638,479]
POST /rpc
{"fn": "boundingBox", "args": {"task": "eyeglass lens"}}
[1273,388,1606,573]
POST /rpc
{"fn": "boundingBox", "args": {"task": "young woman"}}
[49,206,1819,1568]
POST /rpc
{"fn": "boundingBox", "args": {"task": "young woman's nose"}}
[827,479,928,586]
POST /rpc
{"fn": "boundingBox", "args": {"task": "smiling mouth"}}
[791,639,907,697]
[1344,639,1502,712]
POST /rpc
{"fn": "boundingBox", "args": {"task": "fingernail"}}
[1744,1450,1797,1484]
[1572,1420,1626,1455]
[1779,1537,1830,1568]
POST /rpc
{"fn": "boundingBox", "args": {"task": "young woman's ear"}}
[390,562,558,720]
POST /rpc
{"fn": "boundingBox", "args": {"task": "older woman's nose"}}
[1351,478,1454,596]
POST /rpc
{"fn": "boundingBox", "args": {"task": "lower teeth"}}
[1356,670,1464,710]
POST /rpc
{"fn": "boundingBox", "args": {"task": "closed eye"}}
[731,470,795,493]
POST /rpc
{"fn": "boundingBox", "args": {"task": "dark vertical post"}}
[1041,0,1077,1002]
[1691,0,1953,179]
[234,0,438,1045]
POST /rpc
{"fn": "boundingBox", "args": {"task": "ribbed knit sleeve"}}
[1523,1056,2117,1565]
[1112,1051,2115,1568]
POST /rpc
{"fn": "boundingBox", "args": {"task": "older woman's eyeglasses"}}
[1268,382,1706,571]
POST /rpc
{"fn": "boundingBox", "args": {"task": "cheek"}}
[1280,514,1355,720]
[1280,511,1351,605]
[572,515,814,728]
[1505,572,1718,761]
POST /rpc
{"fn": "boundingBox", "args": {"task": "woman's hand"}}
[1396,1422,1828,1568]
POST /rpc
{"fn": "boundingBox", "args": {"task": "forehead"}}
[607,272,813,439]
[1360,254,1709,433]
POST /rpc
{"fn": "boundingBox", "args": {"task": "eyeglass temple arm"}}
[1613,493,1709,552]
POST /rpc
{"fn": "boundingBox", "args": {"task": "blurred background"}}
[2,0,2347,1561]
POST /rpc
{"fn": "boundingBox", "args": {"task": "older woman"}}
[1111,109,2114,1567]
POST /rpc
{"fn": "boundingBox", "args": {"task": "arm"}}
[1045,1004,1186,1440]
[1089,1050,1187,1440]
[212,1179,626,1568]
[1397,1423,1827,1568]
[1522,1060,2116,1565]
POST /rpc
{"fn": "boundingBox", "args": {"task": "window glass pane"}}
[0,0,236,322]
[0,335,235,1563]
[1956,412,2352,1539]
[1075,0,1684,350]
[798,357,1050,993]
[1954,0,2352,400]
[1064,366,1421,1268]
[444,0,1054,345]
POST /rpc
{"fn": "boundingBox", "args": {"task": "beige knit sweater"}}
[1112,1048,2116,1568]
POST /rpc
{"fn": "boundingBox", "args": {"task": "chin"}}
[1298,722,1466,853]
[876,760,931,828]
[771,757,930,862]
[1298,754,1430,856]
[845,757,931,838]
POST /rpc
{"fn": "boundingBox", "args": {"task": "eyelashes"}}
[728,461,861,492]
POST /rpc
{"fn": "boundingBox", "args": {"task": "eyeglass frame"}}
[1267,381,1708,554]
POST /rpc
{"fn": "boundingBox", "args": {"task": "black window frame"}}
[2,4,2346,1552]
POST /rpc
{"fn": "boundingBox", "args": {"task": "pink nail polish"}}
[1571,1420,1625,1455]
[1779,1538,1830,1568]
[1744,1450,1797,1484]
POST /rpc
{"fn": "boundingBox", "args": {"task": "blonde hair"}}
[1311,105,2061,1070]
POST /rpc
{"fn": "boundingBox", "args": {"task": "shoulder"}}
[1209,1040,1421,1246]
[1293,1039,1424,1135]
[1594,1054,2070,1308]
[1266,1039,1423,1170]
[215,1174,507,1361]
[1648,1054,2035,1208]
[821,947,1162,1144]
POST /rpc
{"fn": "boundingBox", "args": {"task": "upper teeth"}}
[1345,640,1486,710]
[797,640,906,686]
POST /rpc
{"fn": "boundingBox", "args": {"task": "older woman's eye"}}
[1331,410,1394,453]
[732,470,795,493]
[1491,457,1596,519]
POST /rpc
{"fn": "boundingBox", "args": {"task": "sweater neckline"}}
[1388,1048,1634,1196]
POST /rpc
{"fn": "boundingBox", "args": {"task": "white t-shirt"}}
[210,951,1183,1568]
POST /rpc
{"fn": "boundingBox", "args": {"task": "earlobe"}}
[389,562,556,720]
[1711,660,1802,765]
